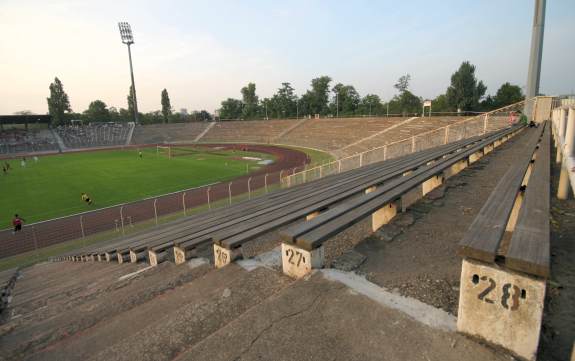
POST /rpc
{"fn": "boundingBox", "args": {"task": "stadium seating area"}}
[201,119,295,143]
[130,122,209,144]
[0,128,59,155]
[54,122,133,149]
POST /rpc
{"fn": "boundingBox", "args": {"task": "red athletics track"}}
[0,143,310,259]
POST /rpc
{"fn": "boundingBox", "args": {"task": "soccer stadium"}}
[0,1,574,361]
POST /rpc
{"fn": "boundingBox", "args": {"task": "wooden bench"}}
[66,126,522,272]
[456,123,549,361]
[277,125,523,278]
[209,126,522,270]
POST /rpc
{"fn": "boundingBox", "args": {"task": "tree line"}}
[46,79,211,125]
[219,61,524,120]
[45,60,524,125]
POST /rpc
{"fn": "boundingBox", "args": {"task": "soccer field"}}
[0,146,273,225]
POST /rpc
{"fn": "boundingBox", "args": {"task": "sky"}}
[0,0,573,115]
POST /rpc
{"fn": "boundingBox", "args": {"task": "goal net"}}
[156,145,172,159]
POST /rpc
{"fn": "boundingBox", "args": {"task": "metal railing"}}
[282,98,540,187]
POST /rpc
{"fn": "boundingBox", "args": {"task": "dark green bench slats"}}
[457,125,545,264]
[506,127,550,277]
[282,127,520,251]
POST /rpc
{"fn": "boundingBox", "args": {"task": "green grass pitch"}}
[0,147,273,226]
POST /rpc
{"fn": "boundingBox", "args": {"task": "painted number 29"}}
[474,275,524,311]
[285,248,306,267]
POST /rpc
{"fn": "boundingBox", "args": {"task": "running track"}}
[0,144,309,259]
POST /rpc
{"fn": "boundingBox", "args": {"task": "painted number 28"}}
[474,275,525,311]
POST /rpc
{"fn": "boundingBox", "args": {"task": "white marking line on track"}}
[321,269,456,332]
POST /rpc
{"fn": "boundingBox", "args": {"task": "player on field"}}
[12,214,24,234]
[139,150,143,158]
[81,193,93,205]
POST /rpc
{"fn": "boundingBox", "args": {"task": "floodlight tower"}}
[524,0,546,119]
[118,22,139,124]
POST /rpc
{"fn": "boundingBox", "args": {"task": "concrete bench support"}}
[401,187,422,212]
[281,243,324,278]
[105,252,117,262]
[130,250,147,263]
[173,246,195,265]
[372,202,398,232]
[117,252,130,264]
[484,143,494,154]
[469,150,484,164]
[306,211,321,221]
[444,159,468,179]
[422,175,443,196]
[213,244,242,268]
[457,258,545,361]
[149,249,168,266]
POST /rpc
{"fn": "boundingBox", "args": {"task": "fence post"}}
[360,153,364,167]
[207,187,211,209]
[444,126,449,144]
[80,215,85,240]
[248,177,252,200]
[383,145,388,160]
[182,192,187,216]
[32,226,40,261]
[319,165,323,178]
[483,114,489,134]
[120,206,125,234]
[411,136,416,152]
[338,159,342,173]
[153,199,158,225]
[265,173,268,193]
[303,169,306,183]
[228,182,232,205]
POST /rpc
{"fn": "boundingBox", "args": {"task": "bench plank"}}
[506,126,550,277]
[457,126,544,263]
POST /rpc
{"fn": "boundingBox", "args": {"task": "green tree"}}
[331,83,360,116]
[161,88,172,123]
[241,83,260,119]
[83,100,109,122]
[302,76,331,116]
[394,74,411,93]
[493,82,524,108]
[430,94,452,114]
[358,94,384,116]
[446,61,487,111]
[47,77,72,125]
[268,82,298,119]
[219,98,243,120]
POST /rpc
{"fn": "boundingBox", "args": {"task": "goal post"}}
[156,145,172,159]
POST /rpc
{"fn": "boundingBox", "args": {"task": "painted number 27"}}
[285,248,306,267]
[474,275,524,311]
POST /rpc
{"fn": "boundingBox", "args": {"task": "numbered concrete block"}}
[422,175,443,196]
[306,211,321,221]
[457,259,546,361]
[129,250,140,263]
[281,243,324,278]
[173,246,195,265]
[444,159,468,179]
[105,252,116,262]
[365,186,376,194]
[484,143,494,154]
[401,187,422,212]
[213,244,241,269]
[148,249,167,266]
[372,202,397,232]
[469,150,484,164]
[97,254,102,262]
